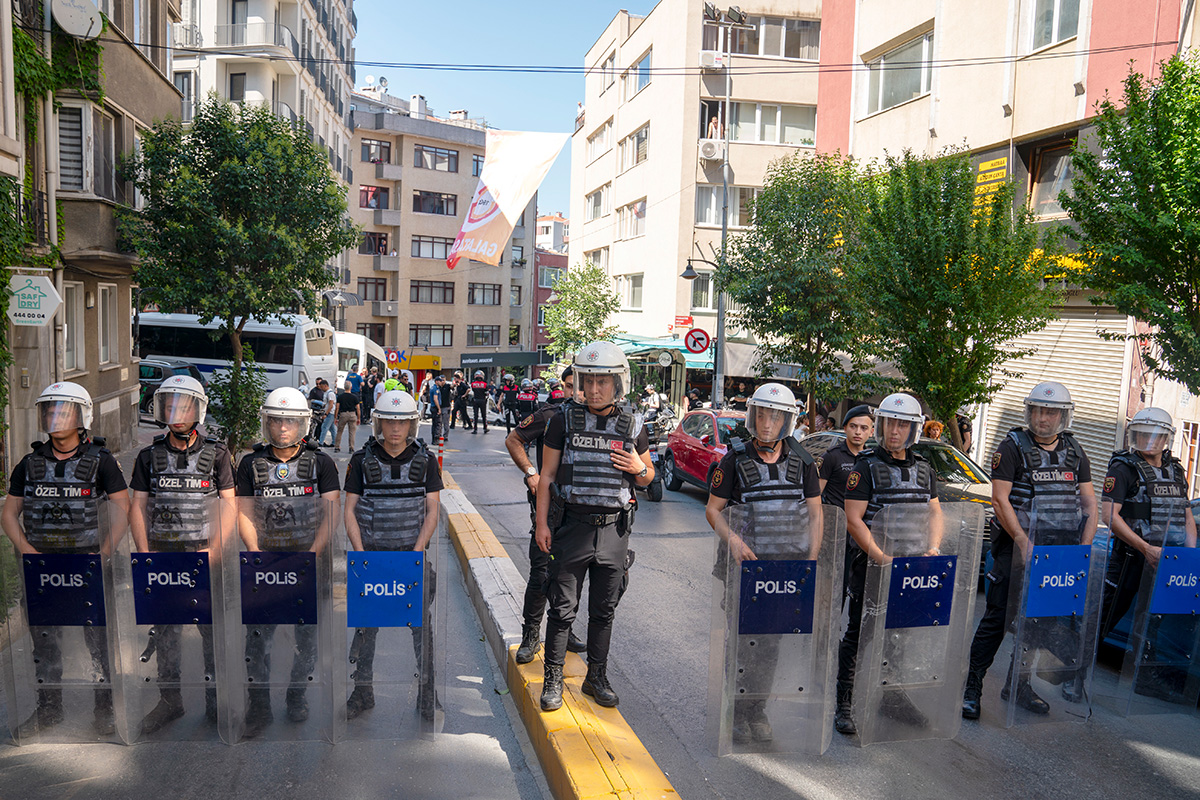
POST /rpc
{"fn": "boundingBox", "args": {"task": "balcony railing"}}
[214,23,299,59]
[372,300,398,317]
[373,209,403,227]
[274,101,297,125]
[372,254,400,272]
[17,187,49,248]
[171,22,202,48]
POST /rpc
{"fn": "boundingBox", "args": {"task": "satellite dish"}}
[52,0,102,41]
[364,75,375,86]
[379,77,388,88]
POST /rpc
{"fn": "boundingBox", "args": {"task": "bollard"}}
[438,435,444,470]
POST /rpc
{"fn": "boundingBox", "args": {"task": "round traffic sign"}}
[684,328,711,354]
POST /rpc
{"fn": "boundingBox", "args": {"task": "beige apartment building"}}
[568,1,822,346]
[346,88,537,374]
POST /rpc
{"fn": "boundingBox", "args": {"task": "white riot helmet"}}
[573,341,631,408]
[474,370,485,380]
[874,392,924,451]
[521,378,533,389]
[260,386,310,448]
[372,390,420,445]
[745,383,798,443]
[1024,381,1074,437]
[1126,407,1175,454]
[504,373,515,383]
[153,374,208,430]
[36,381,93,435]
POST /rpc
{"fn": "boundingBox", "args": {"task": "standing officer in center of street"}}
[535,342,654,712]
[235,387,341,737]
[470,370,491,434]
[499,373,521,433]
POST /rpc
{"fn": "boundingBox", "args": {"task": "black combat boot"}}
[515,624,542,665]
[205,688,218,723]
[1001,681,1050,714]
[834,686,856,735]
[93,689,115,736]
[243,689,273,738]
[541,663,564,712]
[962,670,984,720]
[17,689,64,739]
[567,630,587,654]
[286,687,309,722]
[581,662,619,708]
[346,685,375,720]
[140,689,185,735]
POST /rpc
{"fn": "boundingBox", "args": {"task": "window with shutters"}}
[58,107,85,191]
[92,108,115,200]
[58,103,118,199]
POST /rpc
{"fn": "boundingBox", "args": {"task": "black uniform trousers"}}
[836,544,869,695]
[522,490,552,627]
[452,400,472,430]
[147,538,216,706]
[544,514,630,666]
[472,402,489,431]
[1100,539,1145,641]
[967,539,1015,684]
[503,404,520,433]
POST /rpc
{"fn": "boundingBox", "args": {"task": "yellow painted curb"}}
[447,512,510,561]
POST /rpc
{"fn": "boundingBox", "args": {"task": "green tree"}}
[541,260,621,364]
[120,97,361,453]
[855,148,1059,447]
[1062,54,1200,392]
[720,151,886,430]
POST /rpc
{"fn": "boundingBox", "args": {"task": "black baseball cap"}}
[843,405,872,426]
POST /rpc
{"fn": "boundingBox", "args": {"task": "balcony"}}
[274,101,297,125]
[372,300,399,317]
[171,22,202,48]
[372,254,400,272]
[374,162,402,181]
[343,166,354,184]
[373,208,403,227]
[214,23,300,61]
[510,264,525,281]
[509,304,522,321]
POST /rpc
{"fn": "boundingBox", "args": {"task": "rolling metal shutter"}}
[58,107,84,192]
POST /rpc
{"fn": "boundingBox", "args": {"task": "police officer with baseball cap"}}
[819,405,874,510]
[535,342,654,712]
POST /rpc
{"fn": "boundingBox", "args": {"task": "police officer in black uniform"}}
[706,382,821,743]
[536,342,654,712]
[343,390,443,719]
[2,382,129,737]
[235,387,340,737]
[818,405,873,510]
[835,392,941,735]
[517,378,539,419]
[505,367,586,662]
[961,382,1096,720]
[469,370,491,434]
[129,375,236,734]
[498,373,521,433]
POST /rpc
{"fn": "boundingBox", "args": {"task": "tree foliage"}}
[119,97,361,453]
[1062,53,1200,392]
[541,261,621,364]
[855,148,1059,445]
[720,151,886,429]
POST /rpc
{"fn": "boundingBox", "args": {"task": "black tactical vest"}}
[355,439,429,548]
[147,435,220,544]
[23,440,108,550]
[730,437,815,555]
[249,443,321,548]
[1007,428,1084,542]
[557,402,639,509]
[1112,450,1189,547]
[861,449,935,523]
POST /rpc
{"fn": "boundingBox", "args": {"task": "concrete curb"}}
[441,471,677,800]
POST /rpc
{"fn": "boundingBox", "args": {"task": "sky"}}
[351,0,660,218]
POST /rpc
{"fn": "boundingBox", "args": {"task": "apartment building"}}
[568,1,823,343]
[535,212,569,253]
[171,0,355,183]
[532,248,567,353]
[346,88,537,375]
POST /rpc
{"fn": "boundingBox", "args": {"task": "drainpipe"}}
[44,0,62,381]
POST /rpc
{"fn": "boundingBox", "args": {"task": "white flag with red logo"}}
[446,130,567,270]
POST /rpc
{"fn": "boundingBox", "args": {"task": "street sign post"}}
[8,274,62,327]
[685,328,711,354]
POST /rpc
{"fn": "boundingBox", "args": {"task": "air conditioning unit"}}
[699,50,725,70]
[699,138,725,162]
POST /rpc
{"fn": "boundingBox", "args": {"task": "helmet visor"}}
[38,400,82,435]
[876,415,920,451]
[262,412,306,448]
[579,371,626,408]
[373,415,415,446]
[1025,404,1071,438]
[1126,423,1171,454]
[154,392,201,427]
[746,405,796,443]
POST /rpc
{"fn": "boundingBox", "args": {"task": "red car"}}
[662,409,747,493]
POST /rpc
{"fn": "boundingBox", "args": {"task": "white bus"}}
[137,312,336,391]
[334,331,387,388]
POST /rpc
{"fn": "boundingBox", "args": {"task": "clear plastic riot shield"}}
[707,503,846,755]
[333,505,447,741]
[110,495,235,742]
[0,497,128,745]
[1004,503,1107,727]
[852,501,985,746]
[217,495,338,743]
[1099,498,1200,715]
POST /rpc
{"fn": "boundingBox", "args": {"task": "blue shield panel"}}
[23,553,106,627]
[885,555,957,630]
[131,551,212,625]
[1024,544,1092,619]
[737,559,817,636]
[346,551,425,628]
[1150,547,1200,616]
[239,551,318,626]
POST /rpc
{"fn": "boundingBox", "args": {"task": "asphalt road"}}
[443,418,1200,800]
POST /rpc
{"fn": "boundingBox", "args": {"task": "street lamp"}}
[681,258,724,406]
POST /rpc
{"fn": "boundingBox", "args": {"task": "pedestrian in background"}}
[319,379,337,447]
[432,374,452,443]
[363,367,379,423]
[345,365,363,396]
[922,420,945,441]
[335,380,361,453]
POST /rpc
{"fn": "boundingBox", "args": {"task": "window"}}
[64,282,84,371]
[537,305,548,326]
[466,325,501,346]
[619,124,649,171]
[618,198,647,239]
[58,104,118,198]
[229,72,247,103]
[512,245,524,263]
[510,285,522,306]
[602,51,616,90]
[624,50,652,99]
[413,190,457,215]
[356,323,386,345]
[411,235,455,259]
[414,144,458,172]
[98,284,118,365]
[174,71,194,122]
[359,232,389,255]
[1033,0,1079,50]
[866,33,934,115]
[92,108,115,200]
[1031,143,1073,217]
[410,324,453,347]
[585,247,609,273]
[509,325,521,346]
[58,107,84,191]
[691,273,717,311]
[616,274,643,310]
[472,153,484,176]
[539,266,563,288]
[727,102,815,145]
[359,185,389,209]
[585,184,611,221]
[361,138,392,163]
[697,185,760,227]
[468,283,501,305]
[587,119,612,161]
[358,278,388,301]
[409,280,455,304]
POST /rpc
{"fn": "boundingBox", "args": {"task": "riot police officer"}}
[835,393,941,735]
[536,342,654,712]
[470,370,491,434]
[499,373,521,433]
[129,375,236,734]
[1100,406,1197,697]
[517,378,539,418]
[2,382,129,736]
[706,383,821,743]
[235,387,340,737]
[343,391,443,719]
[962,382,1097,720]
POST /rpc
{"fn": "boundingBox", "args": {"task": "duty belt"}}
[564,508,621,527]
